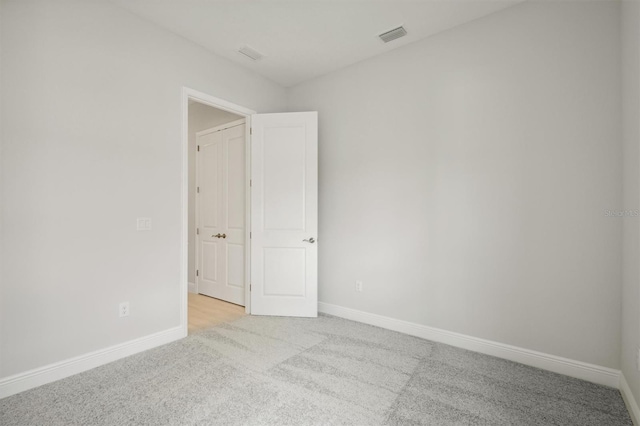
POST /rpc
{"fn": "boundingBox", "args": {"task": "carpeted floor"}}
[0,314,633,425]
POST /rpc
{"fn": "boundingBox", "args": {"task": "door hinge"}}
[196,228,199,235]
[197,145,200,152]
[250,284,252,291]
[250,232,252,239]
[250,128,252,135]
[196,270,199,277]
[250,179,252,187]
[197,186,200,194]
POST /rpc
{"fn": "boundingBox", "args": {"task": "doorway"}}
[181,88,319,336]
[183,89,256,334]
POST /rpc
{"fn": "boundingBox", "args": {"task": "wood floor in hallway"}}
[188,293,245,333]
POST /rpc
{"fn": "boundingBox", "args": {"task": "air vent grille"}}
[378,26,407,43]
[238,45,264,61]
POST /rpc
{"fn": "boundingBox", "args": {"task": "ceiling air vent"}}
[378,26,407,43]
[238,45,264,61]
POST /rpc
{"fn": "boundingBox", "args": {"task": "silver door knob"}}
[303,237,315,244]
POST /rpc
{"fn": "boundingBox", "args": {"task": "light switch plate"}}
[137,217,152,231]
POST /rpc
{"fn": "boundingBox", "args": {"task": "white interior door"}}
[250,112,318,317]
[197,121,246,306]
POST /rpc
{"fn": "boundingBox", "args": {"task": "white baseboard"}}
[0,326,186,400]
[318,302,621,388]
[188,281,197,293]
[620,374,640,425]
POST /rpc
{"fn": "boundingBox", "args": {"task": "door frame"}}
[181,87,256,335]
[194,118,246,302]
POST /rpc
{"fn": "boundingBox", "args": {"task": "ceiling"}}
[111,1,522,87]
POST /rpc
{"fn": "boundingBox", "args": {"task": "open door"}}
[250,112,318,317]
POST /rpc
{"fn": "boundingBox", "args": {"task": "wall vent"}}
[378,26,407,43]
[238,45,264,61]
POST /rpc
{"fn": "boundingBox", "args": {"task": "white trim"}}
[0,326,184,400]
[318,302,621,388]
[185,89,256,117]
[181,89,190,337]
[188,281,197,294]
[195,118,246,137]
[621,374,640,425]
[244,117,252,315]
[182,87,255,320]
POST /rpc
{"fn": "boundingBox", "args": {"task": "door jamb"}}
[181,87,256,336]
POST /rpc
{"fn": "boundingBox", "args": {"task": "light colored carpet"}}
[0,314,632,425]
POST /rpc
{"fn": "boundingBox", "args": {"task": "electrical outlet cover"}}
[119,302,130,317]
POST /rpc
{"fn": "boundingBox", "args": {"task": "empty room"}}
[1,0,639,424]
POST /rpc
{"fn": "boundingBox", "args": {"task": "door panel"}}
[226,243,245,289]
[227,129,245,230]
[251,112,318,317]
[201,242,219,282]
[200,133,221,229]
[263,248,307,297]
[263,127,306,231]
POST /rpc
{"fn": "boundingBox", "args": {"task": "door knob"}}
[212,233,227,239]
[303,237,315,244]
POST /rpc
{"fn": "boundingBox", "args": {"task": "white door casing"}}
[196,120,246,306]
[250,112,318,317]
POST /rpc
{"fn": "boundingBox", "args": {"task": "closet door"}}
[221,123,246,305]
[197,122,245,306]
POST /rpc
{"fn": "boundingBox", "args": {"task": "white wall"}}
[621,0,640,408]
[0,0,286,378]
[188,103,242,285]
[288,1,622,368]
